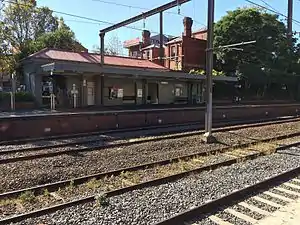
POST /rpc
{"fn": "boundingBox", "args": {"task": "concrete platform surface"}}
[255,198,300,225]
[0,103,299,119]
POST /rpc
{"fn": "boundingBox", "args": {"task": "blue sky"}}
[37,0,300,52]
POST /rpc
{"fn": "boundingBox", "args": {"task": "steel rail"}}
[0,115,298,146]
[1,140,299,224]
[1,117,299,164]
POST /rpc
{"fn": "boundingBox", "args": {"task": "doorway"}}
[87,81,95,106]
[147,83,159,104]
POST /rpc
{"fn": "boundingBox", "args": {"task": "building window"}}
[171,46,176,57]
[175,87,182,97]
[146,51,150,59]
[132,51,138,57]
[109,87,118,99]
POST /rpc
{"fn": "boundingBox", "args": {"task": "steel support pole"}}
[203,0,216,143]
[100,32,105,65]
[159,12,164,65]
[287,0,293,42]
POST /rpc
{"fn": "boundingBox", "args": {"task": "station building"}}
[21,48,237,109]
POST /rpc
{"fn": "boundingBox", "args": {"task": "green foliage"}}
[95,193,110,207]
[0,1,85,81]
[0,92,34,103]
[43,189,50,197]
[213,7,300,100]
[189,69,225,76]
[19,190,35,203]
[214,8,299,74]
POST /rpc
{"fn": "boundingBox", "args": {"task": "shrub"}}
[0,92,34,103]
[15,92,35,102]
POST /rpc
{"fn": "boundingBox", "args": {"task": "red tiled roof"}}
[123,38,141,48]
[26,48,168,70]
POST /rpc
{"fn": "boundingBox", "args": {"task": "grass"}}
[43,189,50,197]
[86,178,102,191]
[18,191,36,203]
[95,192,109,207]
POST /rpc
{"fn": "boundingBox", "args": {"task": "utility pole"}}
[287,0,293,42]
[159,12,164,65]
[203,0,216,143]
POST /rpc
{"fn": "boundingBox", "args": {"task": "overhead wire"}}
[259,0,281,14]
[92,0,206,26]
[245,0,300,27]
[2,0,161,34]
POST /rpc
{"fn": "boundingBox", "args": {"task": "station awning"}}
[41,61,238,82]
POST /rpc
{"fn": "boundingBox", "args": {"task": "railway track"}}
[155,161,300,225]
[1,135,299,224]
[1,116,299,164]
[2,115,298,146]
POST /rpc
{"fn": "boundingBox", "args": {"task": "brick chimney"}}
[183,17,193,37]
[142,30,151,47]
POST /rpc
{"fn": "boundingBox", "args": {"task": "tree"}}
[26,18,86,57]
[0,1,85,81]
[214,7,300,99]
[2,0,58,53]
[189,68,225,76]
[92,34,124,56]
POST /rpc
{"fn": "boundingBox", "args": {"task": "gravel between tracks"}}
[1,121,300,193]
[9,145,300,225]
[0,124,201,152]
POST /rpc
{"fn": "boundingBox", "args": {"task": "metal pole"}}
[159,12,164,65]
[287,0,293,42]
[203,0,216,143]
[100,32,105,65]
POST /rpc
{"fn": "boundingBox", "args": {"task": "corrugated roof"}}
[26,48,168,70]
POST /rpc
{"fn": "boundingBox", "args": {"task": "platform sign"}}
[137,89,143,98]
[117,89,123,98]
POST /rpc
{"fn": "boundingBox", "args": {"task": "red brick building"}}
[123,31,172,60]
[123,17,207,72]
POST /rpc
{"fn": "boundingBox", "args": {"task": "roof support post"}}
[100,32,105,65]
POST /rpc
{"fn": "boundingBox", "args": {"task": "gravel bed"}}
[1,130,259,193]
[214,211,251,225]
[0,124,202,152]
[9,145,300,225]
[193,217,217,225]
[2,119,299,159]
[2,121,299,193]
[270,188,299,200]
[229,120,300,140]
[289,179,300,185]
[258,193,288,206]
[244,198,278,212]
[230,204,264,220]
[0,151,236,218]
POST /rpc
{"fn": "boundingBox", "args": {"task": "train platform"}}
[256,198,300,225]
[0,103,299,142]
[0,102,299,119]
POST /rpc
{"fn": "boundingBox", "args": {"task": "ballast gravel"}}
[2,121,300,193]
[0,123,201,152]
[10,145,300,225]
